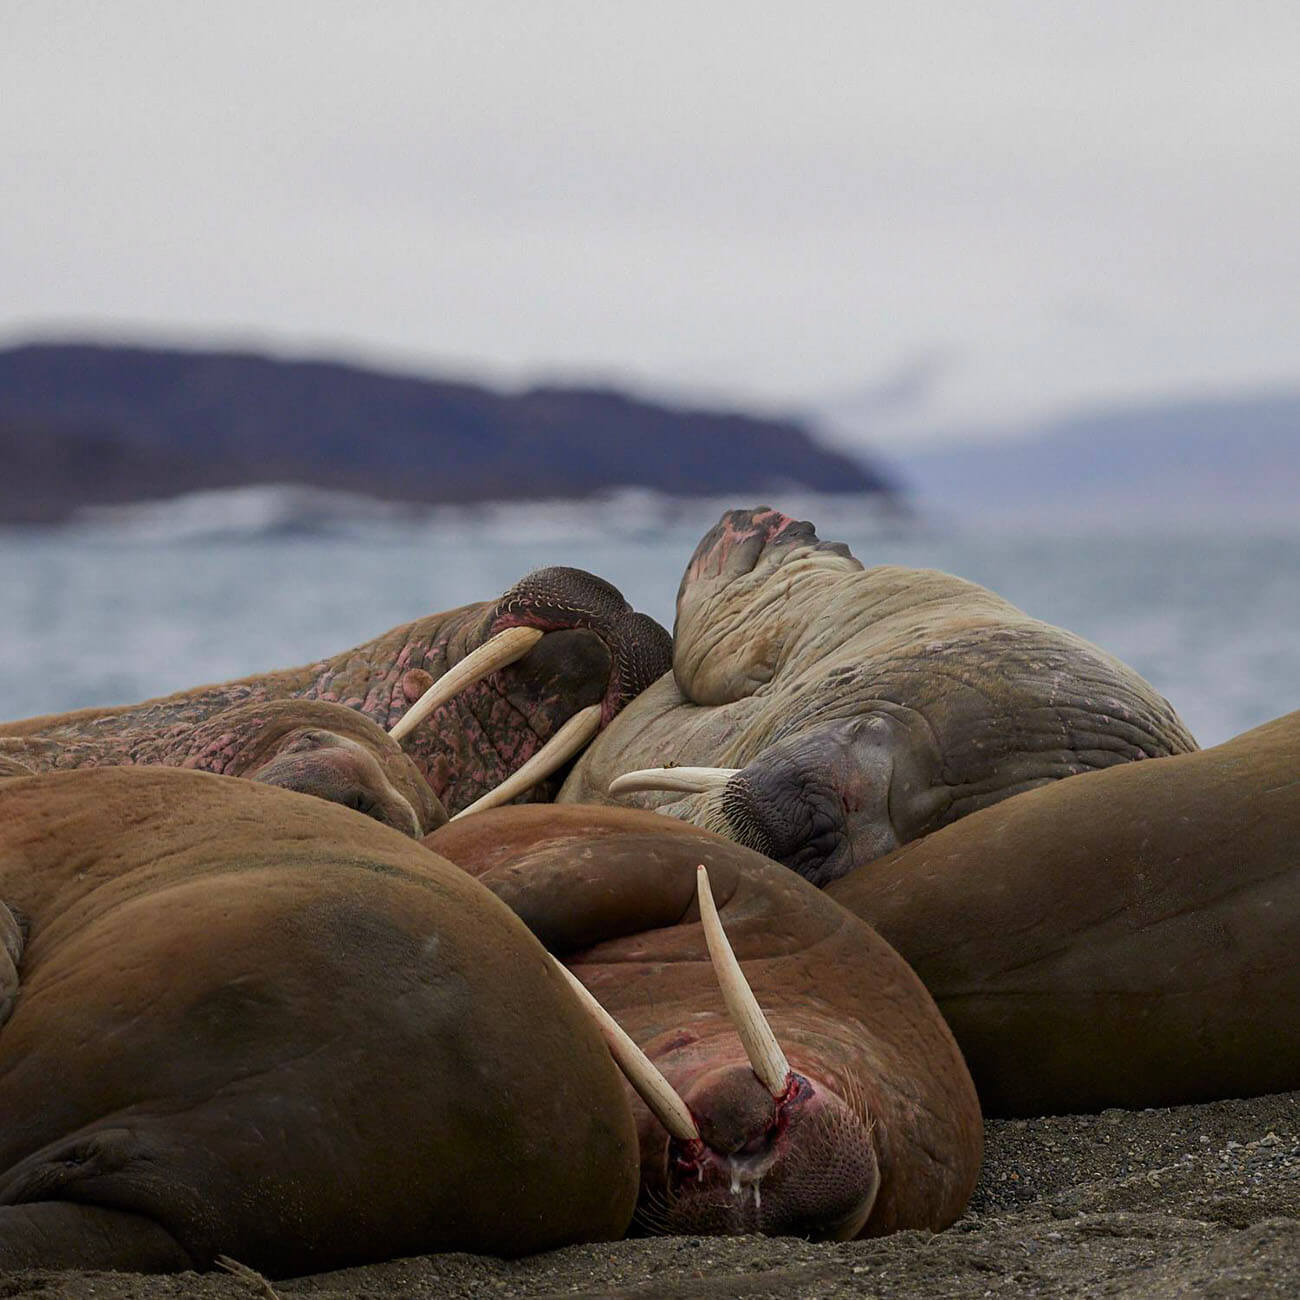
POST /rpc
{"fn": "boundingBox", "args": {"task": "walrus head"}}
[179,699,445,836]
[550,865,880,1239]
[385,566,673,816]
[646,1060,878,1239]
[571,506,1196,884]
[428,805,979,1240]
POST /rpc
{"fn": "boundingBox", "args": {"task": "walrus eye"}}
[277,730,335,755]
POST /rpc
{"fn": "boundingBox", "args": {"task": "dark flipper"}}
[0,1202,193,1271]
[0,902,23,1030]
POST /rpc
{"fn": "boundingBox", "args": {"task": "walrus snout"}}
[487,566,673,725]
[704,717,922,886]
[652,1063,880,1240]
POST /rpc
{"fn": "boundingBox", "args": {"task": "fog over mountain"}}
[875,391,1300,529]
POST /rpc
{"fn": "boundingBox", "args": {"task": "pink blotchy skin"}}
[426,804,983,1240]
[0,568,672,815]
[682,506,802,585]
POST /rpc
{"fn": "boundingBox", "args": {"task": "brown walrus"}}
[0,767,638,1275]
[826,710,1300,1117]
[427,803,982,1239]
[1,566,672,816]
[563,508,1196,884]
[1,698,443,835]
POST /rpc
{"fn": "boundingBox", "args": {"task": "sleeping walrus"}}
[565,507,1196,883]
[0,566,671,817]
[0,768,638,1275]
[428,804,982,1240]
[0,698,443,835]
[827,710,1300,1116]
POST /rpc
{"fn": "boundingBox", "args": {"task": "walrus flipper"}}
[0,1203,193,1272]
[0,903,23,1030]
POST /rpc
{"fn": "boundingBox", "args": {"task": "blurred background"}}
[2,2,1297,743]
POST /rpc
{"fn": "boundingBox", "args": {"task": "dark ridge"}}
[0,343,897,524]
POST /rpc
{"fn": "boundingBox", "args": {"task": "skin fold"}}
[0,768,639,1275]
[827,710,1300,1117]
[428,804,982,1240]
[563,507,1196,884]
[1,566,672,816]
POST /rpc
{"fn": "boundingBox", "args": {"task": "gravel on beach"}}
[3,1089,1297,1300]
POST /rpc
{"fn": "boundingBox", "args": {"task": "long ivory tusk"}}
[551,957,701,1142]
[451,704,602,820]
[608,766,741,797]
[389,626,544,743]
[695,864,792,1098]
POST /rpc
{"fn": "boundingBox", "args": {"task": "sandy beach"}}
[2,1088,1295,1300]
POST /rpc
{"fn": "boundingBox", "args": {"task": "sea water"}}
[2,501,1297,747]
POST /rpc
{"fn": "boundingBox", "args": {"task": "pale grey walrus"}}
[564,507,1196,884]
[827,710,1300,1116]
[0,768,638,1275]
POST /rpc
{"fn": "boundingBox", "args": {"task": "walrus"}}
[1,698,443,835]
[1,566,672,816]
[825,709,1300,1117]
[427,804,982,1239]
[0,768,638,1275]
[563,507,1196,884]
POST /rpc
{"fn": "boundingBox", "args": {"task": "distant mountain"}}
[885,392,1300,527]
[0,343,896,525]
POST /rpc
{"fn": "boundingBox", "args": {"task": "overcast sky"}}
[3,2,1298,446]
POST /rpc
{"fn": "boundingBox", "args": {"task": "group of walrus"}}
[1,506,1295,1278]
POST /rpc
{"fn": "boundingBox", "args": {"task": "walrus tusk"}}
[452,704,603,820]
[695,864,793,1098]
[608,766,741,797]
[388,626,544,743]
[550,956,702,1143]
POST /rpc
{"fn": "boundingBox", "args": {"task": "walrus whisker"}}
[695,864,792,1098]
[608,766,741,797]
[388,626,543,742]
[631,1183,677,1237]
[452,705,602,820]
[214,1256,282,1299]
[549,956,702,1143]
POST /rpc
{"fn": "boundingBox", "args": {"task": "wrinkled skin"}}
[827,710,1300,1117]
[2,567,672,816]
[1,699,443,836]
[428,804,981,1240]
[0,768,638,1275]
[563,508,1197,884]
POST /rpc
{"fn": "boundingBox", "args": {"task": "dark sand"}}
[3,1090,1296,1299]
